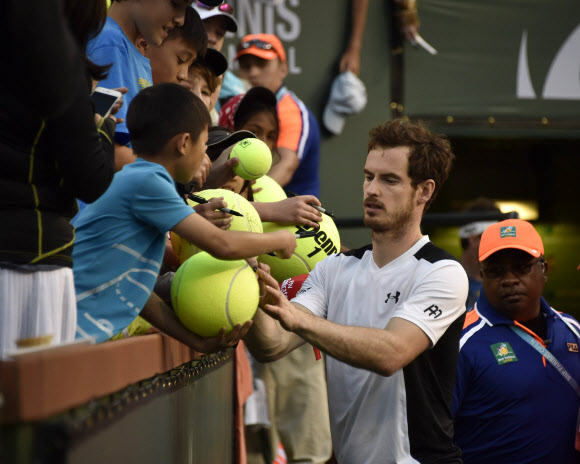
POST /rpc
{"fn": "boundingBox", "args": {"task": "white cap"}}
[323,71,367,135]
[192,4,238,33]
[458,221,497,239]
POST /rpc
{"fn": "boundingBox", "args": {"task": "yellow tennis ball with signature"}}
[171,189,263,263]
[258,215,341,283]
[171,252,259,337]
[230,138,272,180]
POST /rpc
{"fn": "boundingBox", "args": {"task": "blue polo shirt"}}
[73,159,194,342]
[453,292,580,464]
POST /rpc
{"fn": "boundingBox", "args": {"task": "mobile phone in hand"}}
[91,87,122,119]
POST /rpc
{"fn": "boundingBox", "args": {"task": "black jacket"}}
[0,1,115,267]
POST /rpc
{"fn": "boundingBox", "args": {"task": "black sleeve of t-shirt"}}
[403,312,466,464]
[0,0,83,118]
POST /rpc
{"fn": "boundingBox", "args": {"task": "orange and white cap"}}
[479,219,544,262]
[235,33,287,63]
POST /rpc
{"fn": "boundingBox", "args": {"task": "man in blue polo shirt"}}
[453,219,580,464]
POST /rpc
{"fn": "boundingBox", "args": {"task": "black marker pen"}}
[188,194,243,217]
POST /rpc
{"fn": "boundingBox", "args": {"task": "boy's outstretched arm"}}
[252,195,322,229]
[140,292,251,354]
[171,212,297,260]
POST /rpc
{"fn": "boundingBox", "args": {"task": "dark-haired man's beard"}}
[364,194,415,238]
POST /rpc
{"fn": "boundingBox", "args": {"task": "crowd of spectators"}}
[1,1,579,464]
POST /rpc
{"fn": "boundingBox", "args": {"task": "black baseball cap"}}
[196,48,228,77]
[196,0,224,7]
[206,127,256,161]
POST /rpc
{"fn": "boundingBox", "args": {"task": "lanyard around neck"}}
[510,325,580,397]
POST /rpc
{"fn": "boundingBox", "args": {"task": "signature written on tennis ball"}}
[294,225,339,258]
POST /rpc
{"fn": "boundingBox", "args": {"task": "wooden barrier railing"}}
[0,335,236,464]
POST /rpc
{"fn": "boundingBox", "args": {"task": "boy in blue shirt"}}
[73,83,296,352]
[88,0,197,169]
[135,6,208,89]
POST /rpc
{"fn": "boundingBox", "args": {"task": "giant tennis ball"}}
[171,252,259,337]
[230,138,272,180]
[171,189,263,263]
[258,214,341,283]
[252,175,287,203]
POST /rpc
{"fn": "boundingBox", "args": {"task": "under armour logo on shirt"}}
[385,291,401,304]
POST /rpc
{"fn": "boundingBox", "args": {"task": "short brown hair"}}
[189,61,220,93]
[127,83,211,156]
[167,7,207,57]
[367,119,454,211]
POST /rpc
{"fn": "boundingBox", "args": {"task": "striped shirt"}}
[275,85,320,196]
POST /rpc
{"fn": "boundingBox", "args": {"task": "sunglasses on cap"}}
[237,39,276,52]
[195,1,234,14]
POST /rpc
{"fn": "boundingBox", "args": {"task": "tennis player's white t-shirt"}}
[292,236,468,464]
